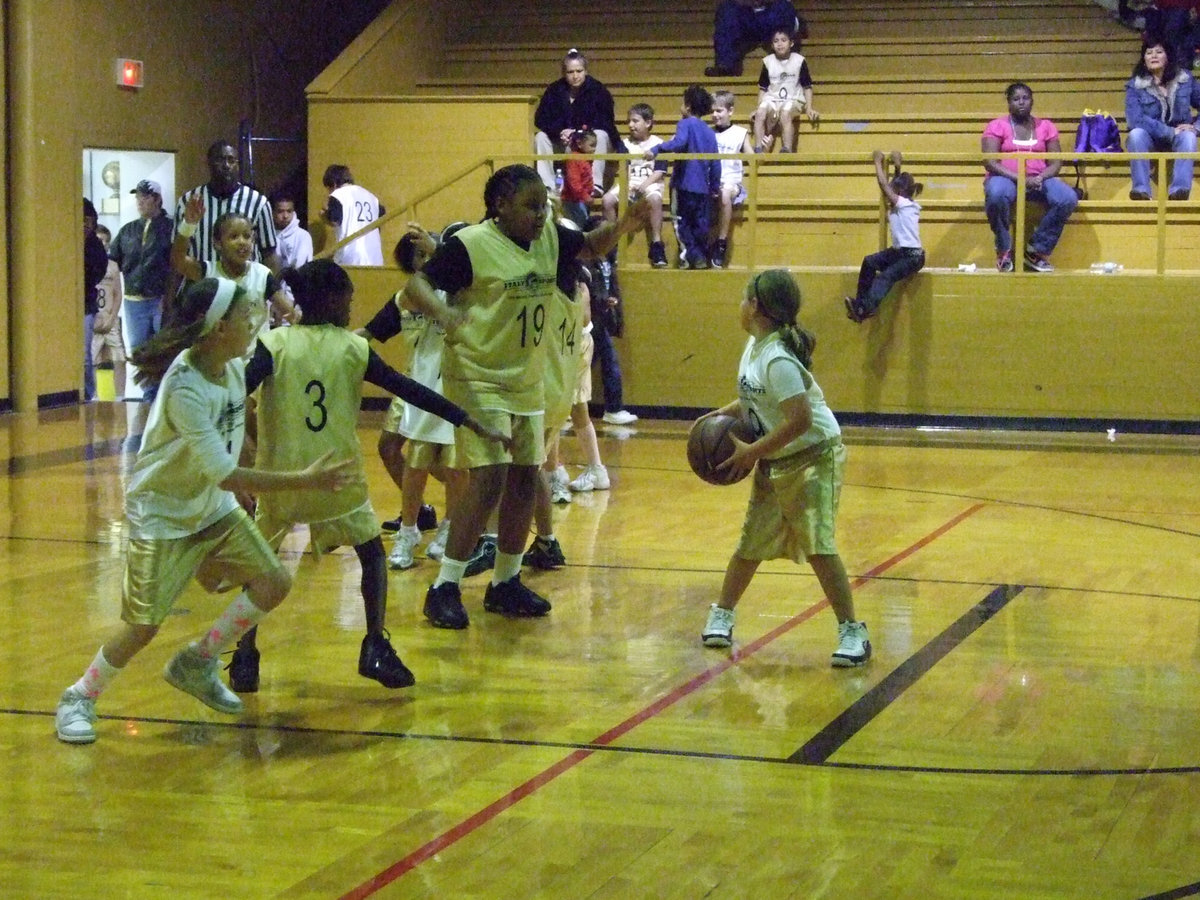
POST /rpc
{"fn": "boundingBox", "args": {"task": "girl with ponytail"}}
[696,269,872,669]
[54,278,355,744]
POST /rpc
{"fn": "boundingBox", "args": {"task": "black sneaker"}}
[523,536,566,570]
[704,63,742,77]
[227,639,260,693]
[483,576,552,617]
[416,504,438,532]
[358,631,416,688]
[463,536,497,578]
[423,581,469,629]
[710,239,728,269]
[649,241,668,268]
[380,513,404,533]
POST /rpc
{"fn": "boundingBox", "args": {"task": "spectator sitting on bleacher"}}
[705,1,808,78]
[534,49,625,196]
[561,129,598,228]
[710,90,753,268]
[981,82,1078,273]
[1125,38,1198,201]
[603,104,668,268]
[752,27,818,153]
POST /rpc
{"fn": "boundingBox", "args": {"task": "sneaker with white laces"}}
[1023,248,1054,273]
[702,604,735,648]
[602,410,638,426]
[164,644,244,714]
[425,518,451,560]
[56,687,97,743]
[569,464,610,492]
[831,620,872,667]
[388,529,420,570]
[550,468,572,504]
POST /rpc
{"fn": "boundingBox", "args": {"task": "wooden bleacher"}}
[308,0,1200,425]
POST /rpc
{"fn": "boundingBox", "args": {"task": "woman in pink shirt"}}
[981,82,1078,272]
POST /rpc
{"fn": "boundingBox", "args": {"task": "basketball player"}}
[697,269,870,667]
[403,164,649,630]
[753,29,818,153]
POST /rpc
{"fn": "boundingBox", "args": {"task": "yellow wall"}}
[4,0,387,410]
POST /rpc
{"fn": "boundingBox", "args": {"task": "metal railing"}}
[322,149,1199,275]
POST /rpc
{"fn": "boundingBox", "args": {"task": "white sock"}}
[73,647,120,699]
[492,551,522,585]
[399,523,420,542]
[538,532,555,543]
[434,556,468,588]
[196,592,267,659]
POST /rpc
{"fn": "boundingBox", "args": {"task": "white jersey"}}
[125,350,246,539]
[737,332,839,458]
[205,259,272,346]
[762,52,806,106]
[330,184,383,266]
[715,124,750,185]
[398,294,452,444]
[622,135,664,192]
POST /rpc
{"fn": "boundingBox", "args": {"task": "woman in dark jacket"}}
[533,49,625,194]
[1125,38,1198,200]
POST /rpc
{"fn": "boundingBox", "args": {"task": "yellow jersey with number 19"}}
[443,219,560,415]
[254,324,370,524]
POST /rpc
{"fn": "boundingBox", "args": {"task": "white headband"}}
[201,278,239,335]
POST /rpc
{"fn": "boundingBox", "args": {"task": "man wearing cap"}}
[109,179,174,357]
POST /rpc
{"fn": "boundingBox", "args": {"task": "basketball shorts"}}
[122,508,282,626]
[735,439,845,563]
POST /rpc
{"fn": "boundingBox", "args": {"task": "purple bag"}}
[1074,112,1122,154]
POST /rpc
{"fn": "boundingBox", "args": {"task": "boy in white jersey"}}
[710,91,754,269]
[322,164,384,266]
[603,104,669,267]
[54,278,355,744]
[697,269,871,668]
[753,29,819,153]
[92,225,127,399]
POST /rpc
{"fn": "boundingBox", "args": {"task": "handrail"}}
[321,149,1197,275]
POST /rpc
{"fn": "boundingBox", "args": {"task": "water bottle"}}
[598,259,613,295]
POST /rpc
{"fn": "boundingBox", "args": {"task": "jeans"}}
[122,296,163,353]
[590,317,624,412]
[983,174,1078,255]
[856,247,925,315]
[674,190,712,265]
[534,130,611,193]
[83,312,96,401]
[713,0,799,69]
[1127,127,1197,196]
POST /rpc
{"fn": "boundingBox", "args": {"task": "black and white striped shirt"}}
[173,183,278,264]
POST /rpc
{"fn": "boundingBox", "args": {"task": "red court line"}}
[336,502,987,899]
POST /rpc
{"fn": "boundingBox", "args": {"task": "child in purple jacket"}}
[646,85,722,269]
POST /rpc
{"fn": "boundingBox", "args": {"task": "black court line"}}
[1139,882,1200,900]
[13,704,1200,778]
[5,436,132,475]
[789,584,1026,765]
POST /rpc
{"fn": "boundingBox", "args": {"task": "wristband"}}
[177,220,198,238]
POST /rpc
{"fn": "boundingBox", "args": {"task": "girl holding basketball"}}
[697,269,871,667]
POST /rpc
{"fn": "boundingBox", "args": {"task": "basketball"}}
[687,414,754,485]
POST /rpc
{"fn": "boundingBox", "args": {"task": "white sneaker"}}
[602,410,638,426]
[569,464,610,492]
[164,644,244,714]
[388,528,420,570]
[56,687,97,743]
[702,604,735,647]
[426,519,451,560]
[832,621,872,668]
[550,468,572,504]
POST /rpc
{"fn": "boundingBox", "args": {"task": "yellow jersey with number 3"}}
[254,325,369,524]
[444,219,559,414]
